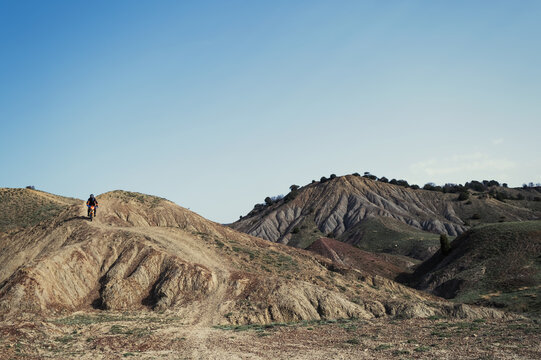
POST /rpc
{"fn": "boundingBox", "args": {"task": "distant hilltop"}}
[231,173,540,261]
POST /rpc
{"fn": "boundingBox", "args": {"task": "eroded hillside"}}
[231,176,539,260]
[0,190,504,324]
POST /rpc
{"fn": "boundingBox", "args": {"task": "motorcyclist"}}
[86,194,98,217]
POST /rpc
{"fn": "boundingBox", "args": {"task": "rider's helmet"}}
[90,194,94,198]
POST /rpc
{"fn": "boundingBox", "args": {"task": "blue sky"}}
[1,0,540,223]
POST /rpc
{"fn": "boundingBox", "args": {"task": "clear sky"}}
[1,0,540,223]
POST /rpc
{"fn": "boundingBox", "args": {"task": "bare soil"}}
[1,312,539,359]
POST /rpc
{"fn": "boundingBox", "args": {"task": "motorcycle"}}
[87,205,97,221]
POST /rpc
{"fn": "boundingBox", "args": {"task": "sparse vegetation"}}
[109,325,151,337]
[414,345,431,352]
[53,313,181,326]
[114,190,166,207]
[375,343,392,350]
[55,335,76,344]
[363,172,377,180]
[0,188,77,232]
[287,214,324,248]
[340,217,441,260]
[284,185,300,202]
[4,315,540,359]
[411,221,541,314]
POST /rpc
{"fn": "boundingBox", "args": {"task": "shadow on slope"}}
[401,221,541,315]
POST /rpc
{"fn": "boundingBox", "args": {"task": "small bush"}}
[440,234,451,255]
[494,191,508,202]
[465,180,486,192]
[471,213,481,220]
[414,346,431,352]
[330,174,337,179]
[457,192,470,201]
[363,173,377,180]
[284,187,299,202]
[396,179,409,187]
[55,335,75,343]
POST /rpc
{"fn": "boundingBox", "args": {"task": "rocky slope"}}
[231,176,539,259]
[0,190,504,323]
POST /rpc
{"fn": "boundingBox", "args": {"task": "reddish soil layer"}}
[307,237,407,279]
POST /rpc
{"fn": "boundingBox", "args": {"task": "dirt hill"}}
[231,175,539,261]
[403,221,541,315]
[0,188,80,233]
[0,190,504,324]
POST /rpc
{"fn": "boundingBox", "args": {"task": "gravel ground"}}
[1,312,540,359]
